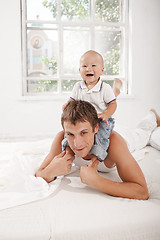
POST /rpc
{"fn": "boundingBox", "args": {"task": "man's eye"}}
[81,132,87,135]
[67,133,73,136]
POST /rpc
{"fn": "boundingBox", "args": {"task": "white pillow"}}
[149,127,160,151]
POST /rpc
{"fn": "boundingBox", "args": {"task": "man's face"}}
[64,120,99,158]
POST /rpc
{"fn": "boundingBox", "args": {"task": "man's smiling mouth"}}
[75,147,86,152]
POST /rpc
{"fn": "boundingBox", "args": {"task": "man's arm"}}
[35,131,74,182]
[80,132,149,200]
[36,131,64,174]
[36,151,74,183]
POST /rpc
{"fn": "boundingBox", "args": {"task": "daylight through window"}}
[21,0,129,95]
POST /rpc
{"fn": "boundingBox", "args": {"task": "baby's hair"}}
[80,50,104,66]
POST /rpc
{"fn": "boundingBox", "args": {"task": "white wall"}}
[0,0,160,139]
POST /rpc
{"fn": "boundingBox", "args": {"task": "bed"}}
[0,138,160,240]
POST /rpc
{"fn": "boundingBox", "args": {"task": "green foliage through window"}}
[23,0,128,95]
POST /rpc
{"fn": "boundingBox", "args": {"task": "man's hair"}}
[61,100,99,131]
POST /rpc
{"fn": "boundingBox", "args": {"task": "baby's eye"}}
[92,64,96,67]
[83,65,87,68]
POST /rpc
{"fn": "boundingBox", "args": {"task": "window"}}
[21,0,129,96]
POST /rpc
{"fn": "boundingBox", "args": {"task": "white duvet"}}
[0,140,160,240]
[0,137,159,211]
[0,139,62,210]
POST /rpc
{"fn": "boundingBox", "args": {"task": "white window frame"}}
[21,0,130,97]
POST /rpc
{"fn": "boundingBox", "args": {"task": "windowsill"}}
[117,93,135,99]
[17,93,135,101]
[17,93,70,101]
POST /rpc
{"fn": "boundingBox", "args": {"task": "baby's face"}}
[79,52,104,86]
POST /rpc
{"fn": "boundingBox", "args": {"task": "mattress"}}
[0,140,160,240]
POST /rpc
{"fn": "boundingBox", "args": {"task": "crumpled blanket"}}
[0,137,150,211]
[0,139,62,211]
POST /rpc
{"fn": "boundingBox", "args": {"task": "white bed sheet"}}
[0,138,150,211]
[0,139,63,210]
[0,140,160,240]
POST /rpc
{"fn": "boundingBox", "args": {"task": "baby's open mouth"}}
[86,74,94,76]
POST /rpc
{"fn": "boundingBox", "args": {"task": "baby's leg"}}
[113,78,122,97]
[90,118,115,161]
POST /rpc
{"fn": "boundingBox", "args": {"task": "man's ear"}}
[94,123,99,133]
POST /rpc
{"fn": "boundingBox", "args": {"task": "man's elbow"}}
[138,187,149,200]
[142,190,149,200]
[35,169,41,178]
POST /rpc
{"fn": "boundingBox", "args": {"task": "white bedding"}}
[0,139,63,210]
[0,139,160,240]
[0,139,150,210]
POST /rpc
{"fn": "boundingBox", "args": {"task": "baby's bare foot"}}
[113,78,123,97]
[150,109,160,127]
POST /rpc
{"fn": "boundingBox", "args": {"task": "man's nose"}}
[74,136,83,148]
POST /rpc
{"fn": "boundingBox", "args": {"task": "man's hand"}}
[80,156,100,186]
[49,150,74,175]
[36,151,75,183]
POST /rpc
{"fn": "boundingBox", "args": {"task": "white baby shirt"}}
[70,79,116,114]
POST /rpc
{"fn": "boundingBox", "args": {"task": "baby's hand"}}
[98,113,109,127]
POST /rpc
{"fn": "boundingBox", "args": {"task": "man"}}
[36,100,150,200]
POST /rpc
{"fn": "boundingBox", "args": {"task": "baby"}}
[60,50,122,161]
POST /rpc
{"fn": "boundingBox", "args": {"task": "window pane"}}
[95,0,122,22]
[62,80,80,92]
[61,0,89,21]
[27,23,57,29]
[103,80,114,87]
[27,0,56,20]
[23,0,128,95]
[95,27,122,75]
[63,27,90,75]
[27,28,58,77]
[27,80,57,93]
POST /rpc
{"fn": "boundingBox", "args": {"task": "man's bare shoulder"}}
[109,131,127,148]
[107,131,132,165]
